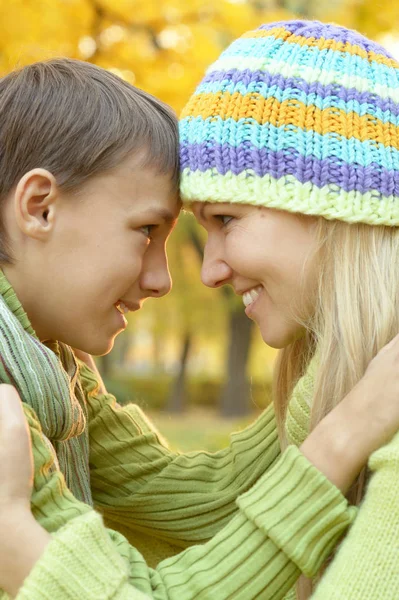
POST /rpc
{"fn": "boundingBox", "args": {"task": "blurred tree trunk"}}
[187,225,254,417]
[153,334,163,372]
[113,330,132,369]
[99,331,131,376]
[119,331,131,367]
[99,352,112,378]
[220,308,253,417]
[167,332,192,413]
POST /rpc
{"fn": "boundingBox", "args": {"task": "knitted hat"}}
[179,20,399,226]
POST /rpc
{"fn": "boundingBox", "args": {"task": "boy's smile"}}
[114,299,140,327]
[3,152,180,355]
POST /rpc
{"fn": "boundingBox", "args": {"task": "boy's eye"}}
[215,215,234,226]
[140,225,156,239]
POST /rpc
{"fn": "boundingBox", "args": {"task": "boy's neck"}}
[0,268,37,338]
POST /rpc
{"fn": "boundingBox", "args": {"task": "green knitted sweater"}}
[2,274,392,600]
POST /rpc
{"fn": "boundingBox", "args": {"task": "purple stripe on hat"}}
[200,70,399,117]
[256,21,396,59]
[180,141,399,197]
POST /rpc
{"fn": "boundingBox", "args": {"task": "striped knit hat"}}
[179,20,399,226]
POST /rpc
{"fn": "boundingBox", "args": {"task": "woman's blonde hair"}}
[273,217,399,597]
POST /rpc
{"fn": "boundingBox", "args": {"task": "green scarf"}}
[0,274,92,505]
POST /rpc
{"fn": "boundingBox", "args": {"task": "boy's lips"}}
[115,299,140,315]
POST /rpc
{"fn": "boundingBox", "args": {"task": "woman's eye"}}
[215,215,234,226]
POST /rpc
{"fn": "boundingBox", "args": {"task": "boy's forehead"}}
[175,195,183,214]
[126,196,181,224]
[162,187,182,219]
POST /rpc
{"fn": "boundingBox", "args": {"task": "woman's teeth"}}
[242,286,262,307]
[115,301,129,315]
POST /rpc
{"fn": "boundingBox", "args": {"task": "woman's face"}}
[193,202,319,349]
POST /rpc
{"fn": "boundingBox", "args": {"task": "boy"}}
[0,57,354,599]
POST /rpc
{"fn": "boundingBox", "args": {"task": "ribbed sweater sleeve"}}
[3,406,357,600]
[310,431,399,599]
[80,362,281,547]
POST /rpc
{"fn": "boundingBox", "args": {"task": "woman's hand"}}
[350,332,399,450]
[0,384,50,597]
[301,333,399,494]
[0,385,33,513]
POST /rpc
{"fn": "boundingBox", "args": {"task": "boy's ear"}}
[14,168,58,240]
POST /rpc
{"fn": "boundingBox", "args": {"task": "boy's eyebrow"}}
[135,208,180,224]
[156,208,177,224]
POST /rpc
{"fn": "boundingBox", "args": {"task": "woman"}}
[179,18,399,598]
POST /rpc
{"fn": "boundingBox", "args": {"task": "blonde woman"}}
[179,19,399,598]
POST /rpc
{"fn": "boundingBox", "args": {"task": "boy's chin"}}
[71,336,116,357]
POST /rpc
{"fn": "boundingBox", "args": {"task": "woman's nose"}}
[201,244,232,288]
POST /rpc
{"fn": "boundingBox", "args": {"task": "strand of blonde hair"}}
[273,218,399,598]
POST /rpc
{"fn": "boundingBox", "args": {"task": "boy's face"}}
[4,153,180,355]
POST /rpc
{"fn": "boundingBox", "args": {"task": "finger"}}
[381,332,399,352]
[0,384,26,429]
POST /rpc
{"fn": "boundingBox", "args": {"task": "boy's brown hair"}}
[0,58,179,262]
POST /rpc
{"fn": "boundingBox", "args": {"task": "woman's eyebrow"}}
[193,202,212,222]
[199,204,211,222]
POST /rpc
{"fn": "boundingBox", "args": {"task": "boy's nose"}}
[140,251,172,298]
[201,244,232,288]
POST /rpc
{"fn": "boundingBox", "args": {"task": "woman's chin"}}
[261,334,289,350]
[259,324,305,349]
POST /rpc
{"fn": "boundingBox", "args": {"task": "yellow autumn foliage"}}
[1,1,398,111]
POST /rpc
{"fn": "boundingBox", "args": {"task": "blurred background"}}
[2,0,398,450]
